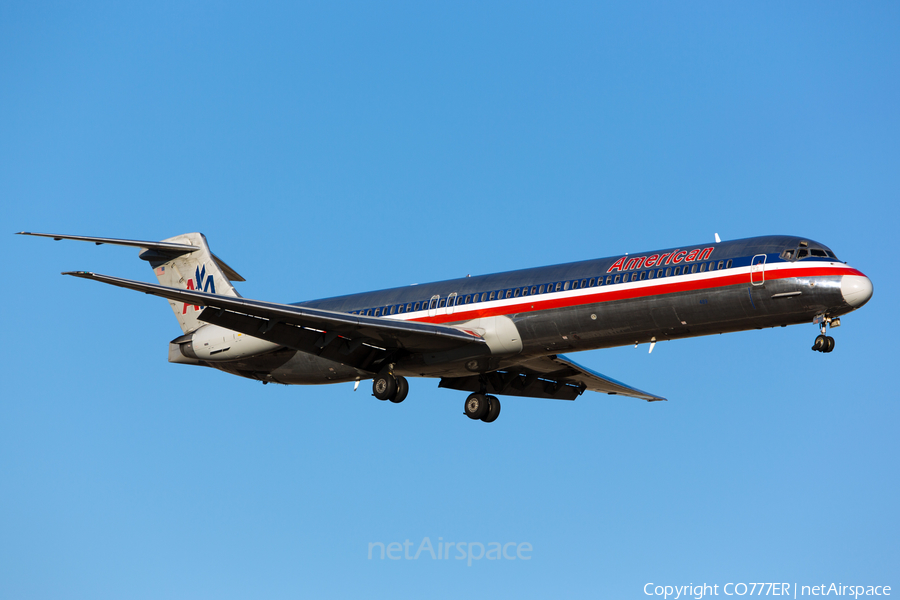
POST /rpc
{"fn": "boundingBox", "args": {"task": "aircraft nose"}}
[841,274,873,308]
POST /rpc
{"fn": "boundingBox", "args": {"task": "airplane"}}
[19,231,873,423]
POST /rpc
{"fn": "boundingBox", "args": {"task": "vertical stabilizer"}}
[147,233,241,333]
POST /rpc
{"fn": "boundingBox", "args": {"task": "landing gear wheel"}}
[481,395,501,423]
[812,334,827,352]
[390,376,409,403]
[464,393,489,420]
[824,336,835,353]
[372,374,397,401]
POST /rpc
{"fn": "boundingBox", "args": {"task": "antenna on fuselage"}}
[715,233,721,243]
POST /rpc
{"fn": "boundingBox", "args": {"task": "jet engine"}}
[176,324,282,362]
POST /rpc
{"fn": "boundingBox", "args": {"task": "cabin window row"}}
[349,259,733,317]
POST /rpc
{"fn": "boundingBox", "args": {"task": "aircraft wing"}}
[439,354,666,402]
[63,271,486,372]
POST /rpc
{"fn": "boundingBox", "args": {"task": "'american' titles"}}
[607,247,715,273]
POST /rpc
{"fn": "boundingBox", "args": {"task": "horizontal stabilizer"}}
[17,232,199,253]
[17,231,246,282]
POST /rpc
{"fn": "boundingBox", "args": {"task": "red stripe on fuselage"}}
[404,265,863,325]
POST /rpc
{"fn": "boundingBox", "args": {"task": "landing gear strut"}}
[372,373,409,403]
[463,393,501,423]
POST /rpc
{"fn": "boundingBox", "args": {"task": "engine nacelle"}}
[178,324,282,362]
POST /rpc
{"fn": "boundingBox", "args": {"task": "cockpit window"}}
[785,242,838,261]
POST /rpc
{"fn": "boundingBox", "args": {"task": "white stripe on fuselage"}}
[375,259,851,323]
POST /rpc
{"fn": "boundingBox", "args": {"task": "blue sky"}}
[1,2,897,598]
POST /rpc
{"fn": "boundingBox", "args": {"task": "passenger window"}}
[640,271,648,280]
[388,305,396,315]
[413,303,420,311]
[606,276,613,285]
[571,280,579,290]
[374,308,382,316]
[439,299,446,308]
[489,291,496,301]
[614,275,621,284]
[513,288,521,298]
[631,273,638,281]
[699,263,706,273]
[708,262,715,271]
[717,261,724,270]
[674,267,681,275]
[556,282,563,292]
[726,260,733,268]
[648,270,655,279]
[580,279,587,288]
[521,287,529,297]
[562,281,570,291]
[588,278,595,287]
[691,264,698,274]
[530,286,538,295]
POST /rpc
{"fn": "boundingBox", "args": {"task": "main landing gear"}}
[464,393,501,423]
[372,373,409,403]
[811,315,841,353]
[371,371,502,423]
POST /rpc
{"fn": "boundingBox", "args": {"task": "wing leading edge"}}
[63,271,487,373]
[63,271,663,401]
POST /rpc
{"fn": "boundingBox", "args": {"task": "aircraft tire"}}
[373,374,397,401]
[812,334,827,352]
[481,395,501,423]
[824,336,835,353]
[390,376,409,403]
[464,393,489,420]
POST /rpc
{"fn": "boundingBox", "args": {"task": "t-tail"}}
[16,231,245,333]
[148,233,244,333]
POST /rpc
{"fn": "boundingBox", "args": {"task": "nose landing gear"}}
[811,315,838,353]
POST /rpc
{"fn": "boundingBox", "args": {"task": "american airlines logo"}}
[607,247,714,273]
[183,264,215,314]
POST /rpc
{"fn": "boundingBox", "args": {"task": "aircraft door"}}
[750,254,766,286]
[428,295,440,318]
[447,292,457,316]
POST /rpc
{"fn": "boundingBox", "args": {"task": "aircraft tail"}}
[17,230,246,334]
[147,233,244,333]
